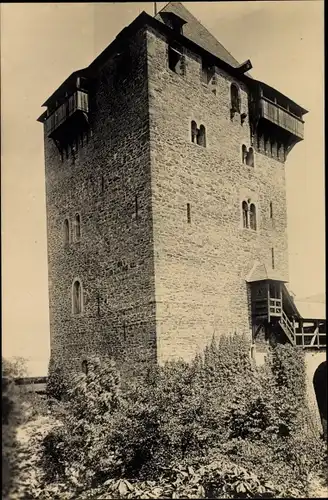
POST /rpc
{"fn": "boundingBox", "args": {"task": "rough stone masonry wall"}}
[44,27,156,376]
[146,28,290,363]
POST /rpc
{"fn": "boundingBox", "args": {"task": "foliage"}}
[46,357,70,402]
[42,356,122,491]
[5,334,325,499]
[109,333,256,480]
[2,357,52,499]
[2,357,27,499]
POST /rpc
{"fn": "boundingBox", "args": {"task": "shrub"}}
[39,335,325,498]
[109,333,258,480]
[42,356,122,492]
[2,358,27,498]
[46,357,70,401]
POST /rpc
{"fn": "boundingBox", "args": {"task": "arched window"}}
[64,219,70,245]
[74,213,81,242]
[72,280,83,315]
[246,147,254,167]
[249,203,257,230]
[230,83,240,113]
[197,124,206,147]
[191,120,197,143]
[242,201,248,228]
[82,360,88,375]
[242,144,247,164]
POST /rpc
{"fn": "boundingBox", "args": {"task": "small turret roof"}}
[246,262,288,283]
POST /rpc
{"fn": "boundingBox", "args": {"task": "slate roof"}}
[156,2,241,68]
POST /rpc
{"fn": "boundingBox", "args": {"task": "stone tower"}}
[38,2,313,375]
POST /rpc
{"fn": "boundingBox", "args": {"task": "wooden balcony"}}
[45,90,88,137]
[259,97,304,140]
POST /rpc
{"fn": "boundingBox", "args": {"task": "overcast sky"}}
[1,1,324,376]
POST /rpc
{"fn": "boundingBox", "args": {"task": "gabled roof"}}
[245,261,288,283]
[156,2,248,71]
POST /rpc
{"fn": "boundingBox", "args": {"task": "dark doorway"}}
[313,361,327,439]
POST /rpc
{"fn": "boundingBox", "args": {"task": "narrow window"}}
[82,360,88,375]
[187,203,191,223]
[242,144,247,164]
[74,213,81,242]
[269,202,273,219]
[201,60,212,84]
[97,292,101,317]
[242,201,248,228]
[249,203,257,230]
[191,121,197,143]
[168,45,185,76]
[123,320,126,341]
[64,219,70,245]
[230,83,240,113]
[135,194,139,220]
[197,125,206,147]
[72,280,82,315]
[246,147,254,167]
[271,248,275,269]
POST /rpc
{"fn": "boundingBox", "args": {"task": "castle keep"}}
[38,2,326,375]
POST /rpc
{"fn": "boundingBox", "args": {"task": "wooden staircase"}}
[279,309,296,345]
[278,285,326,349]
[251,280,326,349]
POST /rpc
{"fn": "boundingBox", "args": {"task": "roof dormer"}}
[159,11,187,34]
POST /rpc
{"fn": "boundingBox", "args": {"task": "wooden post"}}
[300,319,304,347]
[316,320,320,348]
